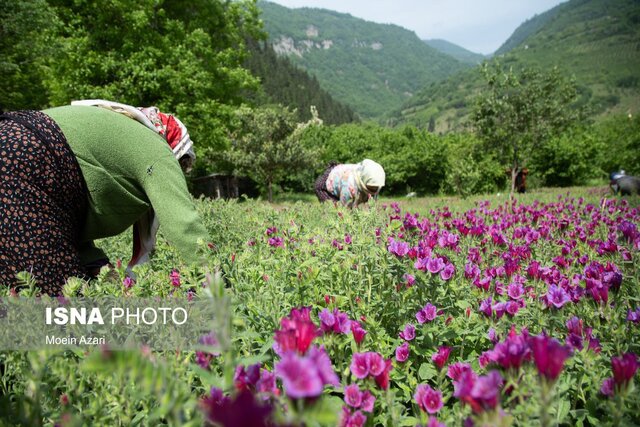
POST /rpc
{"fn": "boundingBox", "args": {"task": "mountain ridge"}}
[258,1,471,119]
[391,0,640,131]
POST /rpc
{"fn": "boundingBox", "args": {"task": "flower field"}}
[1,188,639,426]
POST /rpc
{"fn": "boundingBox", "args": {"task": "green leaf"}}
[418,363,437,381]
[556,399,570,423]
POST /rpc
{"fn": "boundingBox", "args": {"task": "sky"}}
[265,0,567,55]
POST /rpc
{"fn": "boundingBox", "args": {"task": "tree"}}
[0,0,59,110]
[224,105,321,202]
[42,0,264,160]
[472,62,586,194]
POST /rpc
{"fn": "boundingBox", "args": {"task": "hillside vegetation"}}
[258,1,470,119]
[244,40,358,125]
[390,0,640,131]
[424,39,486,65]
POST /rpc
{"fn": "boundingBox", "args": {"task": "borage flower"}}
[432,346,452,370]
[319,308,352,334]
[396,342,410,362]
[542,284,571,309]
[350,352,393,389]
[351,320,367,345]
[529,334,571,382]
[275,345,339,399]
[343,383,375,412]
[201,388,273,427]
[453,369,503,414]
[273,307,320,356]
[416,303,438,324]
[399,323,416,341]
[414,384,443,414]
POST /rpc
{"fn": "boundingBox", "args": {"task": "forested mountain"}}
[244,40,357,125]
[258,1,470,119]
[424,39,486,65]
[391,0,640,132]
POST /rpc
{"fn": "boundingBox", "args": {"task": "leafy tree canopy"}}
[473,62,587,193]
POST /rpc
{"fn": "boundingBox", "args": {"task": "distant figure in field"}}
[506,168,529,193]
[610,170,640,196]
[315,159,386,208]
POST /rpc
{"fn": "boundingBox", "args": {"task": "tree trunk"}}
[267,179,273,203]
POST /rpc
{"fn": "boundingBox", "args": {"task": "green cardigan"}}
[43,105,209,266]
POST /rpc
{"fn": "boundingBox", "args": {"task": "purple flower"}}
[507,282,524,300]
[388,238,409,257]
[529,334,571,382]
[275,352,323,398]
[351,320,367,345]
[122,276,134,289]
[447,362,472,381]
[170,270,181,287]
[275,346,338,399]
[414,384,443,414]
[544,285,571,309]
[440,263,455,281]
[432,346,452,370]
[360,391,375,412]
[234,363,261,391]
[268,237,284,247]
[344,384,363,408]
[340,407,367,427]
[395,342,410,362]
[399,323,416,341]
[600,377,615,397]
[453,369,503,414]
[627,307,640,323]
[273,307,320,356]
[427,257,445,274]
[426,417,447,427]
[479,297,493,317]
[265,227,277,236]
[403,273,416,287]
[611,353,639,388]
[201,389,272,427]
[416,303,438,324]
[343,384,375,412]
[566,316,583,335]
[487,328,531,370]
[350,353,370,379]
[319,308,352,334]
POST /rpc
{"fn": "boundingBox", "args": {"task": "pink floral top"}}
[325,164,370,207]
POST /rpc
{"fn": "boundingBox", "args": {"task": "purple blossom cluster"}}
[198,195,638,425]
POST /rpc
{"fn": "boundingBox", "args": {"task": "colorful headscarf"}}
[355,159,385,194]
[70,99,195,274]
[70,99,195,162]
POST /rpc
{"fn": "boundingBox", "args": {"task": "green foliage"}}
[392,0,640,131]
[243,39,358,125]
[223,105,321,201]
[591,114,640,176]
[35,0,263,160]
[424,39,487,65]
[258,1,470,119]
[440,133,506,197]
[1,190,639,426]
[530,126,606,187]
[0,0,59,111]
[473,62,586,192]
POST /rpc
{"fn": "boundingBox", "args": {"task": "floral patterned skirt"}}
[0,110,87,295]
[314,161,339,203]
